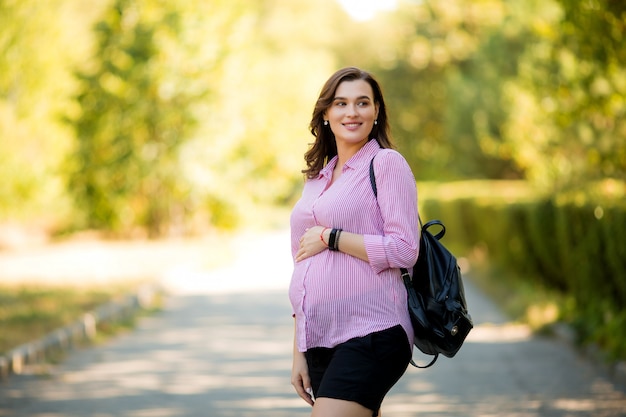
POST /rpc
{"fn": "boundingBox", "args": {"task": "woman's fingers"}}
[292,376,314,406]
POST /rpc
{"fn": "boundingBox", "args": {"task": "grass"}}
[0,283,146,356]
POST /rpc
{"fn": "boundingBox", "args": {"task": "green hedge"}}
[418,180,626,359]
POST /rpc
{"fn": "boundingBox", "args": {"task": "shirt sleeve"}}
[363,150,420,274]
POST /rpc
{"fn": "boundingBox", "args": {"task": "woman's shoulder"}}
[373,148,410,168]
[372,148,415,185]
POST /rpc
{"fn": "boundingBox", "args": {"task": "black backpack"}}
[369,157,473,368]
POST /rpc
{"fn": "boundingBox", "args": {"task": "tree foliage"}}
[66,0,202,236]
[0,0,101,224]
[339,0,625,188]
[1,0,624,236]
[508,0,626,190]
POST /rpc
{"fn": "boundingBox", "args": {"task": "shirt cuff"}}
[363,233,388,274]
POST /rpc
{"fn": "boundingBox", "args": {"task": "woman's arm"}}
[365,151,419,272]
[295,226,367,263]
[332,229,367,261]
[291,318,314,406]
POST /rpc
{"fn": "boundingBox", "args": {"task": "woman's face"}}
[324,79,379,147]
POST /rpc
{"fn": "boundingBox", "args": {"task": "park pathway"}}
[1,229,625,416]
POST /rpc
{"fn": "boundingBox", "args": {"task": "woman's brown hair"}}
[303,67,394,179]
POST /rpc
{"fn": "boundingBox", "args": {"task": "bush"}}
[418,180,626,360]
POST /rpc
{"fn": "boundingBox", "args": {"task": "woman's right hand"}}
[295,226,329,263]
[291,350,314,406]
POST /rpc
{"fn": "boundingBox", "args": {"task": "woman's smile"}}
[342,122,363,130]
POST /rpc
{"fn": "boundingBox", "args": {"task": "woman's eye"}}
[332,100,370,107]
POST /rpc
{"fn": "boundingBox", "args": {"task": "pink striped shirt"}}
[289,139,419,352]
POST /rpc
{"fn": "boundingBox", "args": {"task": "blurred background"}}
[0,0,625,359]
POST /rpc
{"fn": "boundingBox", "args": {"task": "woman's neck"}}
[335,139,368,169]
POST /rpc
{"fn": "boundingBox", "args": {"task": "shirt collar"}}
[345,139,381,170]
[319,139,381,179]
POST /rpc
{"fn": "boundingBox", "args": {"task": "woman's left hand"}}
[296,226,328,262]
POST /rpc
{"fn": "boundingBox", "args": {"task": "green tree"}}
[66,0,202,237]
[319,0,522,181]
[503,0,626,190]
[354,0,518,180]
[345,0,625,189]
[442,0,531,180]
[0,0,102,225]
[176,0,347,220]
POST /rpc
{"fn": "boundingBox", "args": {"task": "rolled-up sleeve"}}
[364,151,419,274]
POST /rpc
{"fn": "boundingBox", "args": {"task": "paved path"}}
[1,230,626,417]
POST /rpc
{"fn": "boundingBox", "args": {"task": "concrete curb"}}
[0,284,162,381]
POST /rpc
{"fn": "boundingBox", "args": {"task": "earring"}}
[374,120,378,125]
[324,120,328,126]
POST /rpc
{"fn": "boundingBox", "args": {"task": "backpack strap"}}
[368,156,422,228]
[368,156,378,198]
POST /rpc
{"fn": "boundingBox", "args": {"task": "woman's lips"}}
[342,122,362,130]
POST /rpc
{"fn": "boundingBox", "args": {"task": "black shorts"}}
[305,325,412,416]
